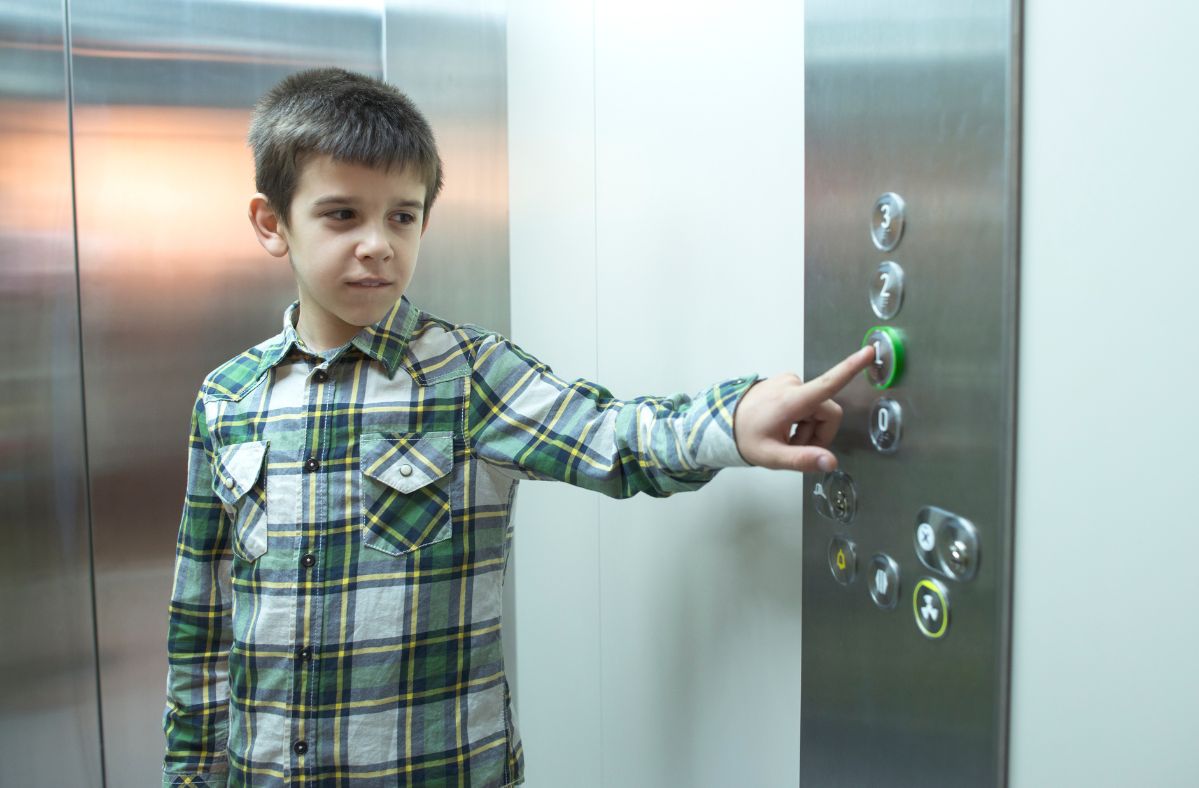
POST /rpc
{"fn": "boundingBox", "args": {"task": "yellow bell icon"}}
[836,549,846,570]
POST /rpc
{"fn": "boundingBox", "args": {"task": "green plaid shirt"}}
[162,295,757,787]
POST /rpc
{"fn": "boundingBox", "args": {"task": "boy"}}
[162,67,874,787]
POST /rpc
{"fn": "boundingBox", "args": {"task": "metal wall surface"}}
[801,1,1018,785]
[0,1,104,785]
[68,1,384,783]
[384,0,509,336]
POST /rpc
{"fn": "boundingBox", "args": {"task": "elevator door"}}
[801,1,1019,786]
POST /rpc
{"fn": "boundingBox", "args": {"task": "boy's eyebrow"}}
[311,195,424,210]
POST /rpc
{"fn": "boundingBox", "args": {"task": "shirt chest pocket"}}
[211,440,269,563]
[359,431,454,556]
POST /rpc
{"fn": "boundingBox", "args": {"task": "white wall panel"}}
[1011,2,1199,785]
[509,1,806,785]
[507,2,603,785]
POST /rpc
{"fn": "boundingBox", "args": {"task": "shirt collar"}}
[257,295,418,379]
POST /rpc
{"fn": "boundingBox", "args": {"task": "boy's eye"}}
[326,209,354,221]
[392,212,416,225]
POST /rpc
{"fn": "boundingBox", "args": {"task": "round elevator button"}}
[870,192,907,252]
[913,577,949,639]
[869,261,905,320]
[869,397,903,454]
[828,536,858,586]
[862,326,905,389]
[812,470,858,524]
[869,553,901,610]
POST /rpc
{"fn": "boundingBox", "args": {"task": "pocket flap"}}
[212,440,268,507]
[360,432,453,494]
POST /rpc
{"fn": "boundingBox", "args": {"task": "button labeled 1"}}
[862,326,905,389]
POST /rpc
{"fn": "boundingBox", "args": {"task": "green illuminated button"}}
[913,577,949,640]
[862,325,905,389]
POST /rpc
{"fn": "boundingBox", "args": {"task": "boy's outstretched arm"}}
[733,346,876,473]
[162,391,233,788]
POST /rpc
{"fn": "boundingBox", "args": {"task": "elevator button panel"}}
[862,326,905,389]
[869,553,900,610]
[870,192,907,252]
[870,261,905,320]
[869,397,903,454]
[914,506,981,582]
[828,536,858,586]
[812,470,858,524]
[913,577,949,639]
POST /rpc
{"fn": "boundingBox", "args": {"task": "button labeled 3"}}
[862,326,905,389]
[871,192,907,252]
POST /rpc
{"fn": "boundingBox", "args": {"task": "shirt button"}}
[223,476,235,489]
[399,463,413,477]
[313,369,328,384]
[301,553,316,568]
[298,646,313,661]
[293,740,308,755]
[304,457,320,472]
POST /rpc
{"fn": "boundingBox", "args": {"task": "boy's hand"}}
[733,346,876,473]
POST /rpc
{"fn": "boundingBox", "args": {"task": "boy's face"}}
[249,153,428,350]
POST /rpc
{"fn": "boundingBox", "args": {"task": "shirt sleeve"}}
[162,389,232,788]
[465,331,759,497]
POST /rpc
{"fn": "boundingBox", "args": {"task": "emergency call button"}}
[862,326,905,389]
[913,577,949,639]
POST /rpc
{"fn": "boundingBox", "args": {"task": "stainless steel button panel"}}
[913,577,949,639]
[869,261,905,320]
[868,397,903,454]
[862,326,905,389]
[812,470,858,524]
[870,192,906,252]
[868,553,900,610]
[914,506,981,582]
[828,536,858,586]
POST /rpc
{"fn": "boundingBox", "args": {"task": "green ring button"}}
[862,325,905,389]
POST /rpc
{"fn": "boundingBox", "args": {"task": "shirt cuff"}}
[694,374,760,469]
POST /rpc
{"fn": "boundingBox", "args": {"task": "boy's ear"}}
[248,194,289,257]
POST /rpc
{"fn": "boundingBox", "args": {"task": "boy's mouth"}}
[348,279,390,288]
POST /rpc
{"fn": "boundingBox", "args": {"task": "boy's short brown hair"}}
[248,67,443,228]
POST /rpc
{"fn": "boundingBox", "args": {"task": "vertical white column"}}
[1012,2,1199,785]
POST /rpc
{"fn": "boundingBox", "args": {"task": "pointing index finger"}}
[807,346,876,400]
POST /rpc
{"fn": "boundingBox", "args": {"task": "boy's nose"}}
[356,227,393,261]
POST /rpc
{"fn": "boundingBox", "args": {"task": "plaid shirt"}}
[162,295,756,787]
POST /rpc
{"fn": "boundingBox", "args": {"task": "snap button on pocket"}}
[360,432,454,557]
[212,440,270,562]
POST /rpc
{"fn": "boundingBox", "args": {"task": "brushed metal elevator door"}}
[801,2,1019,786]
